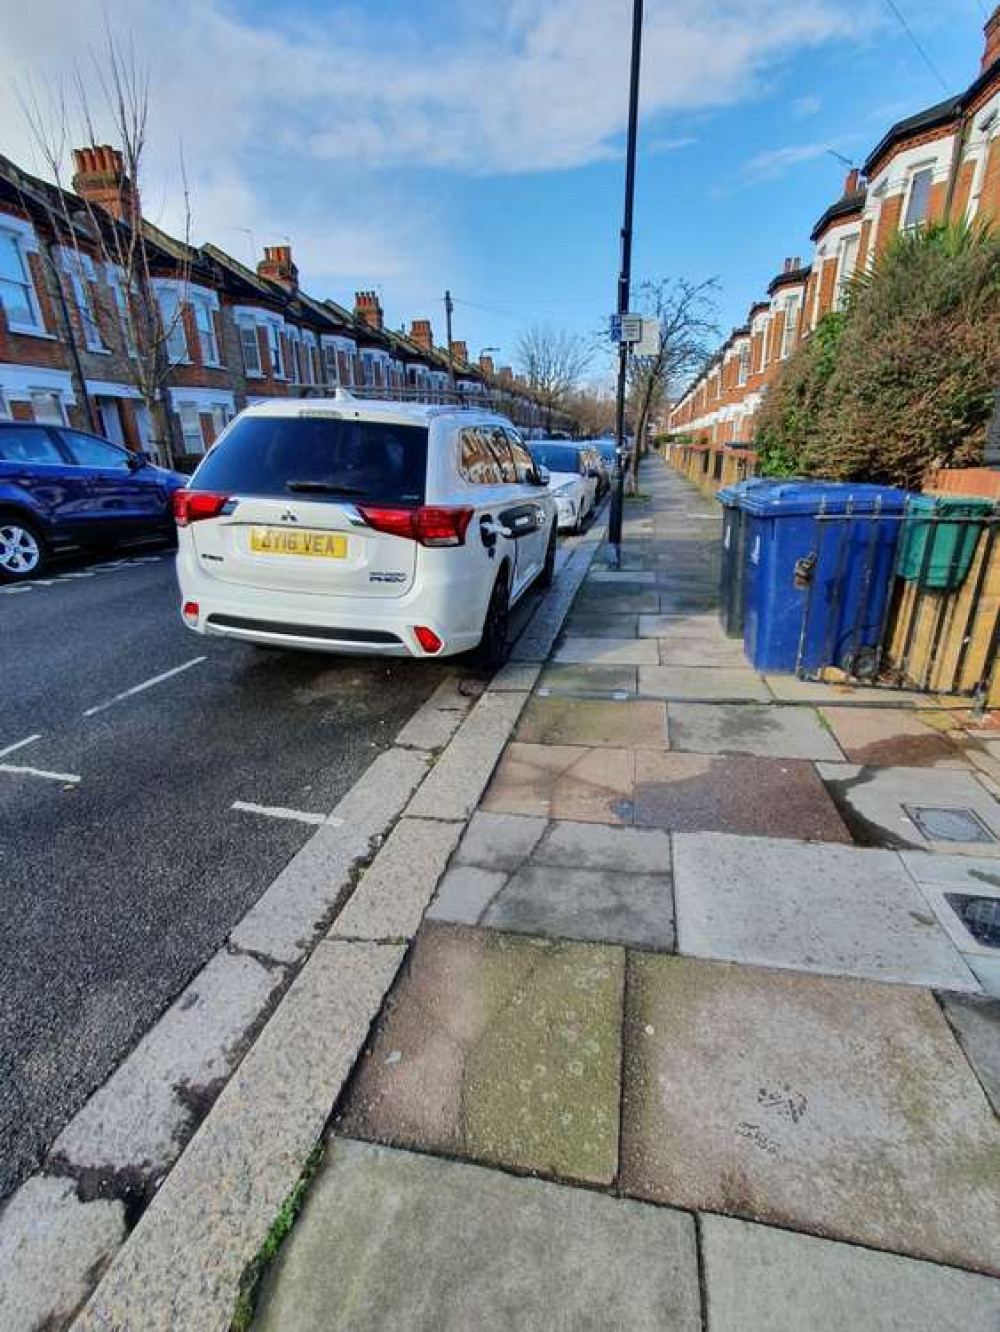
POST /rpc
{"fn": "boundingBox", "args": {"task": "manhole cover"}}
[904,805,997,844]
[946,893,1000,949]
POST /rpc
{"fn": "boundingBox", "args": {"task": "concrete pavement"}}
[252,459,1000,1330]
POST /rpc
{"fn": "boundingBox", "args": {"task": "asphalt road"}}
[0,542,545,1200]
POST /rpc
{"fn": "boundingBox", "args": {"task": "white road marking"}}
[0,763,80,784]
[231,800,345,827]
[83,656,207,718]
[0,734,41,758]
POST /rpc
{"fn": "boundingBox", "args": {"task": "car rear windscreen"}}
[529,444,580,474]
[191,415,428,505]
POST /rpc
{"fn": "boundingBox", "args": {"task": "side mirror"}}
[126,450,149,470]
[535,466,550,486]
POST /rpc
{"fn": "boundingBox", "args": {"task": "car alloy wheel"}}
[0,521,43,580]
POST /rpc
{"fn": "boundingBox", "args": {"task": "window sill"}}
[245,370,264,380]
[6,323,55,340]
[86,345,113,356]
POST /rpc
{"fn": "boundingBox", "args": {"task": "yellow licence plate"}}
[249,527,347,558]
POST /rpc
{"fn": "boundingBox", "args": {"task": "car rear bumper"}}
[175,549,486,658]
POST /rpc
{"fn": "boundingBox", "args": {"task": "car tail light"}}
[413,625,443,654]
[182,601,200,626]
[358,505,474,547]
[173,491,231,526]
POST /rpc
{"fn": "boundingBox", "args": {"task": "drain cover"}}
[904,805,997,844]
[946,893,1000,949]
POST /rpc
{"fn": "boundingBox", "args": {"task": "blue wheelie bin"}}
[741,481,909,675]
[717,478,783,638]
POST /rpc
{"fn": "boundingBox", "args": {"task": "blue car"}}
[0,422,186,581]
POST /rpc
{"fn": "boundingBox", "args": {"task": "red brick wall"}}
[873,194,904,257]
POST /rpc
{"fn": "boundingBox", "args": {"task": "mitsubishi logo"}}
[280,509,299,523]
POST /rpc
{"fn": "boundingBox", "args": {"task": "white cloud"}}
[793,93,823,117]
[741,142,834,180]
[646,136,698,157]
[0,0,872,304]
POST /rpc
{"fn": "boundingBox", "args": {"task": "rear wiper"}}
[285,480,369,495]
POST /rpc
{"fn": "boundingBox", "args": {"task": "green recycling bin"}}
[898,495,995,592]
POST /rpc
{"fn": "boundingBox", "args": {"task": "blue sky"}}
[1,0,993,378]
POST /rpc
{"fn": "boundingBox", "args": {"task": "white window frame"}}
[737,343,750,387]
[192,294,220,367]
[158,289,190,364]
[239,320,262,377]
[0,223,45,336]
[59,250,107,353]
[177,401,205,455]
[834,232,860,311]
[322,341,339,386]
[107,269,137,357]
[780,295,800,360]
[267,322,285,378]
[210,403,230,439]
[0,388,9,419]
[30,390,66,425]
[902,163,934,230]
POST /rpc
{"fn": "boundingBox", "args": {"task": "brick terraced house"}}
[0,148,550,467]
[669,8,1000,452]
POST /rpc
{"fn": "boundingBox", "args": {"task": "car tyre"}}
[0,514,47,582]
[537,525,557,588]
[477,567,511,668]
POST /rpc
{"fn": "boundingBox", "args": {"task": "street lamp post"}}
[608,0,644,565]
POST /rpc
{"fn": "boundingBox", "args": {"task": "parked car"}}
[174,398,557,665]
[0,422,186,581]
[528,440,600,532]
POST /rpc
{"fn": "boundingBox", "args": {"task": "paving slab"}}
[673,833,978,989]
[818,762,1000,853]
[77,940,404,1332]
[562,613,640,638]
[407,690,528,822]
[819,706,969,767]
[256,1139,700,1332]
[701,1212,1000,1332]
[337,925,624,1185]
[765,675,931,706]
[331,817,464,941]
[52,949,283,1177]
[572,588,661,614]
[971,954,1000,996]
[537,663,638,697]
[534,820,672,874]
[0,1176,126,1332]
[553,636,659,666]
[453,810,548,870]
[588,569,659,584]
[483,742,635,824]
[668,702,843,760]
[638,665,772,702]
[621,954,1000,1274]
[638,612,725,638]
[634,752,851,841]
[431,861,674,949]
[657,638,748,667]
[515,695,668,750]
[898,851,1000,959]
[941,994,1000,1116]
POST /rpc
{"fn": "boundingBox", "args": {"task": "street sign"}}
[620,313,644,344]
[633,318,661,358]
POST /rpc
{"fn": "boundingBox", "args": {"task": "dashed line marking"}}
[0,734,42,759]
[0,763,80,784]
[83,656,207,718]
[231,801,345,827]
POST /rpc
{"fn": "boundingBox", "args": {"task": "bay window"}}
[192,296,219,366]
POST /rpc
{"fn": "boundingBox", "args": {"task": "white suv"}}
[173,397,557,663]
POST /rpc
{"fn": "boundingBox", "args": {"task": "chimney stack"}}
[409,318,433,350]
[479,353,495,377]
[844,168,860,196]
[449,340,468,366]
[499,365,514,384]
[983,6,1000,71]
[783,257,793,273]
[354,290,383,331]
[257,245,298,290]
[71,144,137,224]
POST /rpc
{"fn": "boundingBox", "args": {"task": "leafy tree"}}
[756,222,1000,488]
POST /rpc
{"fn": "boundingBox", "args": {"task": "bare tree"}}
[516,325,593,430]
[627,278,719,483]
[564,383,617,437]
[19,30,193,465]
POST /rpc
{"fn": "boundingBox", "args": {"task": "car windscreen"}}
[190,415,428,505]
[529,444,580,475]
